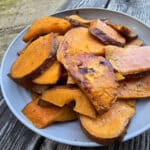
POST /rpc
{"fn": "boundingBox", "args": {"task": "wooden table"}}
[0,0,150,149]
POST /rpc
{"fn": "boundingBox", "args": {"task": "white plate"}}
[1,8,150,147]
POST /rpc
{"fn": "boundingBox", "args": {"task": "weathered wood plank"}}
[59,0,109,10]
[107,0,150,26]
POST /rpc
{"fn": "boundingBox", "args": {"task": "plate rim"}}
[0,8,150,147]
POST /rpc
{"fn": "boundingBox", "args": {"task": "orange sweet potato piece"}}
[10,33,58,80]
[22,100,76,128]
[23,16,71,42]
[66,15,107,27]
[65,15,93,27]
[41,85,96,118]
[57,35,64,44]
[106,21,138,40]
[33,61,62,84]
[31,84,49,94]
[118,74,150,99]
[89,19,126,47]
[30,91,40,100]
[79,100,135,144]
[125,39,143,47]
[67,74,76,84]
[106,22,131,35]
[105,45,150,75]
[57,27,105,61]
[59,54,118,114]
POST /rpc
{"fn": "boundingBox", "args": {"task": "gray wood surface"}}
[0,0,150,149]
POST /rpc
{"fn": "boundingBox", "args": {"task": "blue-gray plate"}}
[0,8,150,147]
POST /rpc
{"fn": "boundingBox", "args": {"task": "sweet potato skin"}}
[23,16,71,42]
[41,85,96,118]
[10,33,58,81]
[57,27,105,62]
[118,74,150,99]
[60,54,118,114]
[79,100,135,144]
[106,21,131,35]
[89,19,126,47]
[65,15,92,27]
[125,39,143,48]
[33,61,62,84]
[105,46,150,75]
[22,100,76,128]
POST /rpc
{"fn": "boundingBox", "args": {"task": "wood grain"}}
[108,0,150,26]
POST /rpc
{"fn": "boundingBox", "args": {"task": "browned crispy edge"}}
[10,33,58,81]
[90,28,125,47]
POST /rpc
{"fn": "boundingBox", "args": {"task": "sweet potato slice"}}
[65,15,93,27]
[118,74,150,99]
[79,100,135,144]
[66,15,108,27]
[125,39,143,47]
[10,33,58,80]
[31,84,49,94]
[57,35,64,44]
[115,72,125,81]
[8,73,49,94]
[30,91,40,100]
[23,16,71,42]
[17,39,34,56]
[106,21,131,36]
[33,61,62,84]
[60,54,118,114]
[22,100,76,128]
[89,19,126,47]
[41,85,96,118]
[57,27,105,61]
[67,74,76,84]
[105,45,150,75]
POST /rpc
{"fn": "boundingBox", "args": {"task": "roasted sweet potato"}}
[115,72,125,81]
[33,61,62,84]
[106,21,138,40]
[89,19,126,47]
[41,85,96,118]
[17,39,34,56]
[125,39,143,47]
[31,84,49,94]
[10,33,58,81]
[67,74,76,84]
[65,15,93,27]
[105,45,150,75]
[57,35,64,44]
[8,73,49,94]
[23,16,71,42]
[66,15,108,27]
[57,27,105,61]
[106,21,131,36]
[118,74,150,99]
[79,100,135,144]
[22,100,76,128]
[30,90,40,100]
[60,54,118,114]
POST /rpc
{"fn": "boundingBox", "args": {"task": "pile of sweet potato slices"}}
[9,15,150,144]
